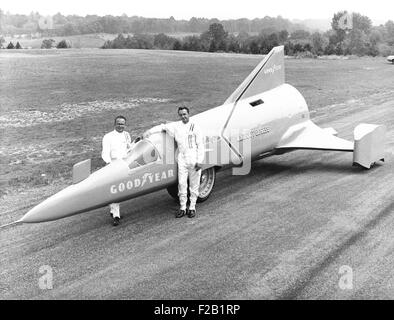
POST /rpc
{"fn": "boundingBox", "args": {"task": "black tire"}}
[197,167,216,203]
[166,167,216,203]
[166,183,179,201]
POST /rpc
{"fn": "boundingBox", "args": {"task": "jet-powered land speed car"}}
[5,46,386,226]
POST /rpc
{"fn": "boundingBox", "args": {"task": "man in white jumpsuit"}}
[102,115,134,226]
[144,106,205,218]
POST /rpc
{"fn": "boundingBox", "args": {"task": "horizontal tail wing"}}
[276,120,354,152]
[276,121,386,169]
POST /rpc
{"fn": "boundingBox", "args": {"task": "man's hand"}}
[142,131,150,139]
[194,163,202,171]
[142,124,168,140]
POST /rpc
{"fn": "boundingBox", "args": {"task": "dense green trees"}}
[154,33,176,50]
[102,33,153,49]
[56,39,72,48]
[1,11,301,36]
[100,11,394,57]
[2,9,393,56]
[40,39,56,49]
[102,16,394,57]
[328,11,376,55]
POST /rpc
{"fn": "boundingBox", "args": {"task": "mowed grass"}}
[0,48,393,195]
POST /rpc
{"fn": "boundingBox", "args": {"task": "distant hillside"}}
[292,19,331,32]
[0,10,311,37]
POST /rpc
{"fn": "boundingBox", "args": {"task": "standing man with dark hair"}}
[102,115,133,226]
[144,106,205,218]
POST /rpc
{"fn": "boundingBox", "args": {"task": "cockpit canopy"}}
[124,140,159,170]
[123,132,176,170]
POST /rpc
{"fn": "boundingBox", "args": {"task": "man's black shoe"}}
[176,209,186,218]
[113,217,120,226]
[188,209,196,218]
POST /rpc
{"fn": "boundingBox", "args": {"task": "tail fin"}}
[224,46,285,104]
[353,124,386,168]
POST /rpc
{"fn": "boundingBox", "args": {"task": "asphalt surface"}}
[1,90,393,300]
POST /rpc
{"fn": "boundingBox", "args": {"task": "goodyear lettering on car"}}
[110,169,174,194]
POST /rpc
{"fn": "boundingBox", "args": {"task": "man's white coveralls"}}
[101,130,132,218]
[161,121,205,211]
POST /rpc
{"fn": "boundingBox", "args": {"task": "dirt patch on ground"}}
[0,98,169,129]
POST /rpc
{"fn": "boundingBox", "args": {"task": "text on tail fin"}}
[224,46,285,104]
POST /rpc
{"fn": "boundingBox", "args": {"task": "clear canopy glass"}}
[124,140,159,170]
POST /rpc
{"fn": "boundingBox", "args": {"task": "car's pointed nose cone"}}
[21,185,82,223]
[21,161,130,223]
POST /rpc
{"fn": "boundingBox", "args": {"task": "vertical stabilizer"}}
[224,46,285,104]
[353,124,386,168]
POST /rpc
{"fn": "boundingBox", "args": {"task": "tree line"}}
[1,9,393,56]
[0,10,307,36]
[0,37,72,49]
[2,40,22,49]
[102,12,394,57]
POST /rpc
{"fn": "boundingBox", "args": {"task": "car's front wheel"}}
[166,167,216,203]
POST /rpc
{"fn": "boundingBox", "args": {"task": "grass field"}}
[0,48,393,197]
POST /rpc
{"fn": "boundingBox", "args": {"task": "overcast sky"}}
[1,0,393,24]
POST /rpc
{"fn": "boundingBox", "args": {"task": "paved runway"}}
[1,91,393,299]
